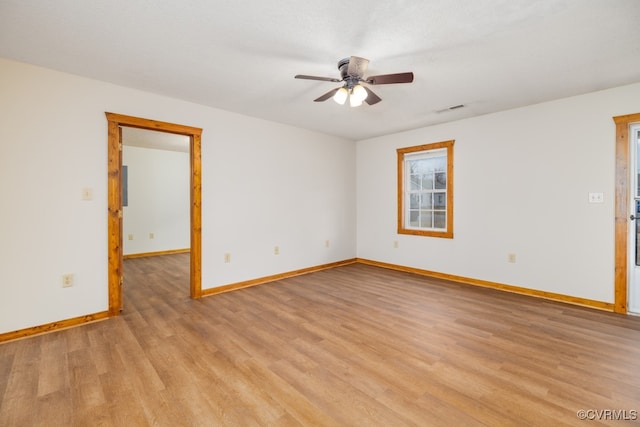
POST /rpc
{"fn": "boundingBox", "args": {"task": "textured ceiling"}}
[122,127,190,153]
[1,0,639,140]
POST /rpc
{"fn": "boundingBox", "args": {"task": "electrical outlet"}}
[149,232,154,239]
[224,253,231,263]
[274,246,279,255]
[128,234,134,241]
[62,274,74,288]
[393,240,399,248]
[508,253,516,263]
[325,240,330,248]
[588,192,604,203]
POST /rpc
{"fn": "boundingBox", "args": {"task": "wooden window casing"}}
[397,140,454,238]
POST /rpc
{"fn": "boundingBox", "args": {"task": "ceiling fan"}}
[295,56,414,107]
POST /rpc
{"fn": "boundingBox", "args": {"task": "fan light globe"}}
[352,84,368,103]
[350,95,363,107]
[333,87,348,105]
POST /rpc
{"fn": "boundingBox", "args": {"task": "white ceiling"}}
[1,0,639,141]
[122,127,190,153]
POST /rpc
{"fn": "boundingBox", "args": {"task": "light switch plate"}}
[81,187,93,201]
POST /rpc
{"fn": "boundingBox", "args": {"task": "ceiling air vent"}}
[436,104,465,113]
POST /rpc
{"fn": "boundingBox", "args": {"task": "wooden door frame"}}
[613,112,640,314]
[106,112,203,316]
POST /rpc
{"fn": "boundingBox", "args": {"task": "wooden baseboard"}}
[202,258,358,297]
[124,248,190,259]
[356,258,614,311]
[2,256,614,344]
[0,311,110,343]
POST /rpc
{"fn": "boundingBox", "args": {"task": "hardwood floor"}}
[1,254,640,426]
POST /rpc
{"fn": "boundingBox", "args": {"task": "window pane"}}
[421,174,434,190]
[433,156,446,172]
[434,211,446,229]
[410,174,420,190]
[411,158,431,174]
[420,193,433,209]
[433,193,446,209]
[409,210,419,227]
[410,194,419,209]
[420,211,432,228]
[434,172,446,189]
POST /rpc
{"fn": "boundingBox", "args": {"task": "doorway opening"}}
[121,127,190,258]
[627,123,640,314]
[614,112,640,314]
[106,113,203,316]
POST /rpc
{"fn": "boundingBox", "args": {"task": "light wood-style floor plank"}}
[1,253,640,426]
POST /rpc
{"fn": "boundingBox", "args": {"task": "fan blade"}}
[347,56,369,78]
[295,74,341,82]
[314,87,340,102]
[367,72,414,85]
[363,87,382,105]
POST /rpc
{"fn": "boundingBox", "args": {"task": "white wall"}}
[123,146,190,255]
[205,113,357,286]
[357,82,640,304]
[2,54,637,335]
[0,57,356,334]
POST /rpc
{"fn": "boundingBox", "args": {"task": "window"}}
[397,140,454,238]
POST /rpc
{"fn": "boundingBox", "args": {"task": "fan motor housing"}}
[337,58,350,79]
